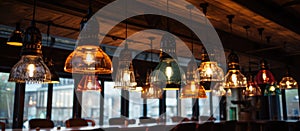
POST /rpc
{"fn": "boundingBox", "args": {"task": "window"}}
[82,91,101,124]
[147,99,159,118]
[23,83,48,128]
[199,92,211,118]
[103,82,121,125]
[180,99,192,118]
[166,90,177,121]
[285,89,299,119]
[51,78,74,126]
[129,91,143,119]
[0,72,15,128]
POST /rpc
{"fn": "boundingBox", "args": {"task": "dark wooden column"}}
[72,76,82,118]
[46,84,53,120]
[12,83,25,129]
[99,79,104,125]
[192,99,199,120]
[159,91,166,121]
[281,89,287,120]
[121,90,129,117]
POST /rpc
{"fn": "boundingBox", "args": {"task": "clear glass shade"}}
[9,55,51,83]
[279,76,298,89]
[141,84,163,99]
[114,62,137,90]
[255,69,276,85]
[198,61,224,82]
[64,45,112,74]
[264,83,281,96]
[151,58,184,90]
[224,70,247,88]
[77,75,101,91]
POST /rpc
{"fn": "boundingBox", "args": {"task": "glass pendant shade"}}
[9,55,51,83]
[44,58,60,84]
[279,70,298,89]
[243,79,261,96]
[212,82,227,96]
[64,45,112,74]
[264,83,281,96]
[198,61,224,82]
[224,51,247,88]
[9,22,51,83]
[77,75,101,91]
[141,70,163,99]
[180,59,206,98]
[151,34,184,90]
[114,44,137,90]
[7,23,23,46]
[255,59,276,85]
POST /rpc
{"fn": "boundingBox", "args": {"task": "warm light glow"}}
[84,51,95,65]
[262,71,267,82]
[231,74,237,86]
[165,65,173,80]
[7,42,22,46]
[227,89,232,96]
[269,85,275,92]
[205,68,213,76]
[27,64,35,77]
[123,70,131,82]
[249,85,253,92]
[198,62,224,82]
[190,81,196,92]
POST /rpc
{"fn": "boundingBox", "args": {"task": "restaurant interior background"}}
[0,0,300,129]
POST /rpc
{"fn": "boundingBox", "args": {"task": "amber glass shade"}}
[243,81,261,96]
[64,45,112,74]
[77,75,101,91]
[180,81,207,98]
[9,55,51,83]
[141,84,163,99]
[279,76,298,89]
[224,70,247,88]
[7,23,23,46]
[198,61,224,82]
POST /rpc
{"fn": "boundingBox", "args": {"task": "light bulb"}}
[249,85,253,92]
[165,64,173,80]
[123,70,131,82]
[84,51,95,65]
[286,80,291,89]
[206,67,213,76]
[262,71,267,82]
[87,80,93,89]
[269,85,275,92]
[227,89,232,96]
[191,81,196,92]
[27,64,35,77]
[231,74,238,86]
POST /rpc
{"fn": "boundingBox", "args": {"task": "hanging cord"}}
[186,5,194,55]
[200,2,209,59]
[257,28,264,42]
[31,0,37,25]
[226,15,235,33]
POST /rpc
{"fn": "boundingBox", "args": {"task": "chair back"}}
[109,117,135,125]
[0,121,5,131]
[28,119,54,129]
[139,117,156,124]
[65,118,95,127]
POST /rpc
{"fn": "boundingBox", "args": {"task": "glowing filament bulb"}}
[87,80,93,89]
[123,70,130,82]
[149,87,154,94]
[269,85,275,92]
[227,89,232,96]
[85,52,95,65]
[165,64,173,80]
[231,74,238,85]
[262,71,267,82]
[191,81,196,92]
[27,64,35,77]
[249,85,253,92]
[286,80,291,88]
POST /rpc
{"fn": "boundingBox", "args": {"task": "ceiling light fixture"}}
[7,23,23,46]
[8,0,51,83]
[64,0,112,74]
[180,5,206,99]
[279,66,298,89]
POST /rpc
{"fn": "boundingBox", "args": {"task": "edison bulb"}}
[123,70,131,82]
[87,80,93,89]
[231,74,238,86]
[27,64,35,77]
[84,51,95,65]
[165,64,173,80]
[190,81,196,92]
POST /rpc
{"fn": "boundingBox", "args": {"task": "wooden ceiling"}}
[0,0,299,75]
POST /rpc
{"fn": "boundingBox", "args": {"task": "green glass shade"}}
[264,83,281,96]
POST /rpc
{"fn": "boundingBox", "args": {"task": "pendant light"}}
[279,66,298,89]
[7,23,23,46]
[141,37,163,99]
[151,0,184,90]
[64,0,112,74]
[44,22,59,84]
[212,82,227,96]
[255,61,276,85]
[264,83,281,96]
[8,0,51,83]
[197,4,224,83]
[242,26,261,96]
[224,51,247,88]
[224,15,247,88]
[180,5,206,98]
[77,75,101,91]
[114,43,137,90]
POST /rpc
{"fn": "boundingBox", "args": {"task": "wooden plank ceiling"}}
[0,0,299,71]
